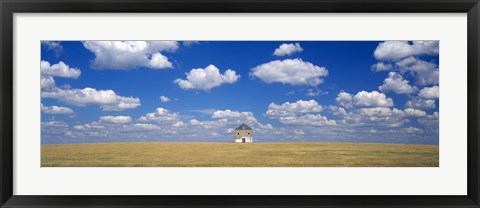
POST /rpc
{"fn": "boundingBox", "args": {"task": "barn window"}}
[237,133,239,135]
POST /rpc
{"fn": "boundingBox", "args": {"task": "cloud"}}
[212,110,257,123]
[395,56,417,68]
[418,112,439,131]
[42,120,68,127]
[41,103,75,115]
[41,41,63,56]
[273,43,303,56]
[257,123,273,129]
[250,59,328,86]
[418,86,439,99]
[329,103,427,129]
[100,116,132,124]
[148,53,172,68]
[371,41,439,87]
[336,91,354,108]
[174,64,240,91]
[41,60,81,79]
[371,62,393,71]
[265,100,335,127]
[172,121,185,127]
[41,75,140,111]
[396,57,439,86]
[414,69,439,86]
[328,106,349,117]
[355,107,413,127]
[41,76,56,90]
[403,85,438,109]
[278,114,337,126]
[82,41,177,70]
[73,122,105,130]
[133,123,162,130]
[189,118,228,129]
[403,127,424,134]
[266,100,324,118]
[183,41,200,46]
[373,41,439,61]
[138,108,181,123]
[42,120,70,138]
[357,107,405,117]
[159,96,171,102]
[353,91,394,108]
[42,87,141,111]
[189,109,218,115]
[405,98,436,109]
[330,106,409,128]
[147,41,179,51]
[332,91,422,128]
[305,88,320,96]
[378,72,418,94]
[400,58,437,73]
[403,108,427,117]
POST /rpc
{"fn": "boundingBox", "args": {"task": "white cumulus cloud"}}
[174,64,240,91]
[278,114,337,126]
[336,91,354,108]
[266,100,324,118]
[41,103,75,115]
[138,108,180,123]
[378,72,418,94]
[250,59,328,86]
[403,108,427,117]
[374,41,439,61]
[395,56,417,68]
[133,123,162,130]
[41,76,56,90]
[353,91,394,108]
[371,62,393,71]
[172,121,185,127]
[265,100,335,127]
[405,98,436,109]
[395,57,439,86]
[41,60,81,79]
[42,87,141,111]
[273,43,303,56]
[418,86,439,99]
[82,41,178,70]
[212,110,257,123]
[159,96,171,102]
[148,53,172,68]
[100,116,132,124]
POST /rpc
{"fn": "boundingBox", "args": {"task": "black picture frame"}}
[1,0,479,207]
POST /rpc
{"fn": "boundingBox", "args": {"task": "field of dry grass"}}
[41,142,439,167]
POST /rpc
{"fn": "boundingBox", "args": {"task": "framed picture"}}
[1,0,479,207]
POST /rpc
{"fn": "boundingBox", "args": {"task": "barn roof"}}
[235,123,252,130]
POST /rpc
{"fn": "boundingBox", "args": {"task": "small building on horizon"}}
[234,123,253,143]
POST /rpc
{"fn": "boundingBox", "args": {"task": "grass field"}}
[41,142,439,167]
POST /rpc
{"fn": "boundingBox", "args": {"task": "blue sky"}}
[41,41,439,144]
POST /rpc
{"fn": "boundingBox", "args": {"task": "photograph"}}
[40,40,439,167]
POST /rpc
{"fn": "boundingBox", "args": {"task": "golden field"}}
[41,142,439,167]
